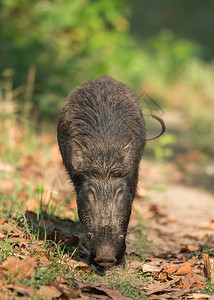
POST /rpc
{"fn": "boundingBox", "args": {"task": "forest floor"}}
[0,111,214,299]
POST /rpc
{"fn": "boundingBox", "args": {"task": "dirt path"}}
[144,110,214,229]
[148,184,214,227]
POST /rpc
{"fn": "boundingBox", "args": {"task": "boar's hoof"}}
[94,256,117,267]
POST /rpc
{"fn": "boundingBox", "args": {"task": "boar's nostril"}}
[94,256,117,267]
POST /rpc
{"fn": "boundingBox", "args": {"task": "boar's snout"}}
[94,245,117,266]
[94,256,117,267]
[92,241,120,267]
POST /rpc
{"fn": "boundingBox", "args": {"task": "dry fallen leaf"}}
[47,281,81,299]
[79,283,133,300]
[1,223,15,234]
[68,289,82,299]
[37,285,62,300]
[175,262,192,276]
[143,263,162,273]
[127,261,162,273]
[158,270,168,280]
[0,257,36,280]
[4,284,36,297]
[144,277,181,295]
[67,260,92,273]
[165,265,177,275]
[202,253,214,283]
[183,270,205,290]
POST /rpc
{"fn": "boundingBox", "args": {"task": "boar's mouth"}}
[94,255,117,267]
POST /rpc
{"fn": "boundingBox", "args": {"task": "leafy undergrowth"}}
[1,120,214,299]
[1,203,214,299]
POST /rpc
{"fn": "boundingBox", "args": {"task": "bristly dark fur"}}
[57,76,146,265]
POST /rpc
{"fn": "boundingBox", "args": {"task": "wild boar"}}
[57,76,147,267]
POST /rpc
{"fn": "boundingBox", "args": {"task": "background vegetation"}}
[1,0,214,156]
[0,0,213,126]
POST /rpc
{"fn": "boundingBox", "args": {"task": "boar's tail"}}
[146,114,166,141]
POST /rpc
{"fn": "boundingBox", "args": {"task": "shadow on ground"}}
[19,210,89,262]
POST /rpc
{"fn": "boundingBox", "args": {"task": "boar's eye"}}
[112,170,127,178]
[87,186,96,200]
[87,232,92,239]
[119,234,125,239]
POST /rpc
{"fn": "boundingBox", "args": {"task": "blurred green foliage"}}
[1,0,214,156]
[148,133,176,161]
[131,0,214,60]
[0,0,203,121]
[1,0,135,119]
[146,30,200,81]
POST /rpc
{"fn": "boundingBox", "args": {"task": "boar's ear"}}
[71,139,85,170]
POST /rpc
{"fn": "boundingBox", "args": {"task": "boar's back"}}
[57,76,146,180]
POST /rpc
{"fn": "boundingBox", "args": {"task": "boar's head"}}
[78,178,132,266]
[70,138,139,267]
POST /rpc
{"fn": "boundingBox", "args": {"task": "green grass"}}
[107,268,148,299]
[0,172,40,213]
[0,202,152,299]
[202,281,214,295]
[0,219,76,284]
[127,214,153,262]
[82,266,149,299]
[0,220,149,299]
